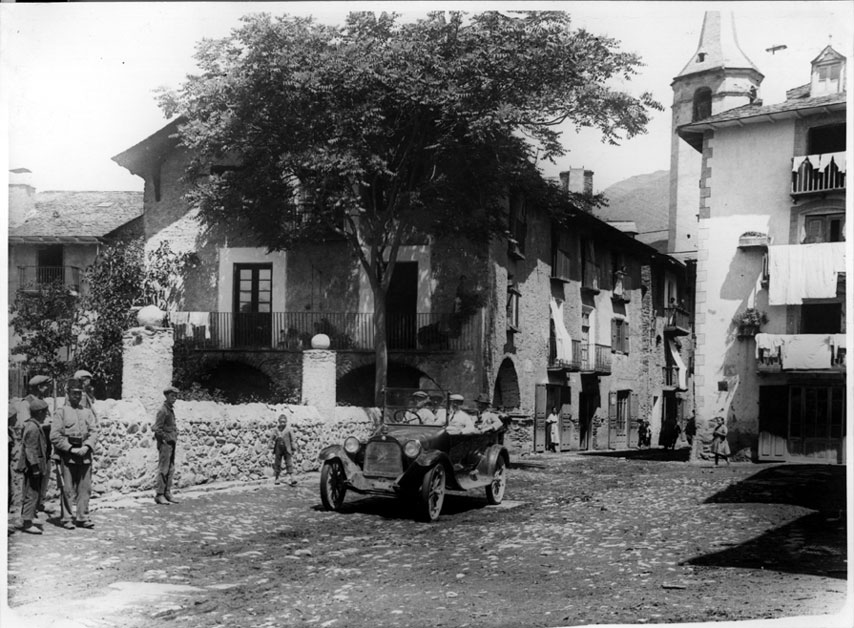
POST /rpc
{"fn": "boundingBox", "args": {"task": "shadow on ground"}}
[685,464,847,579]
[579,447,690,462]
[310,492,492,521]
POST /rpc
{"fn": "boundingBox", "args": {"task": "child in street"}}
[272,414,297,486]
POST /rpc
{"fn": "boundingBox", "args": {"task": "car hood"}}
[373,424,445,444]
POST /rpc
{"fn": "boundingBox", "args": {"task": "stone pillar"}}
[122,326,174,414]
[301,335,336,417]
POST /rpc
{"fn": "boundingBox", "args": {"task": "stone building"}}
[112,122,693,452]
[669,12,846,462]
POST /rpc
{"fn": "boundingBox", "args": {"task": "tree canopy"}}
[158,10,661,401]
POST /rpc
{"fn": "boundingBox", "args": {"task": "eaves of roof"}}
[676,91,847,150]
[111,117,185,177]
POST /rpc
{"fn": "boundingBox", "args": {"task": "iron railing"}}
[580,343,611,373]
[172,311,478,352]
[791,152,846,196]
[17,266,83,293]
[548,337,582,370]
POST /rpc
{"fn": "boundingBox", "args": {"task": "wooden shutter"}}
[611,319,618,351]
[622,321,630,354]
[630,392,639,421]
[608,391,617,432]
[534,383,548,453]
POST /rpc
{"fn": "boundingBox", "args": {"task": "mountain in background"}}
[596,170,670,252]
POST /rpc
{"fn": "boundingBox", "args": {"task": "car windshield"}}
[382,388,448,426]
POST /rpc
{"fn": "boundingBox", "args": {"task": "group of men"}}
[13,371,98,534]
[405,390,505,434]
[11,372,182,533]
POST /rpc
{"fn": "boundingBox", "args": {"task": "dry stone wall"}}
[8,397,378,508]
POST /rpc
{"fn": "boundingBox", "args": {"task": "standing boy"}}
[16,398,49,534]
[154,386,180,505]
[272,414,297,486]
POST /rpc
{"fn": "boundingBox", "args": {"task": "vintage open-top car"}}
[317,388,509,522]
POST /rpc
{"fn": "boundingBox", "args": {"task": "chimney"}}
[8,168,36,228]
[559,168,594,195]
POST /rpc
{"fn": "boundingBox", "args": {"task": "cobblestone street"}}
[5,451,849,628]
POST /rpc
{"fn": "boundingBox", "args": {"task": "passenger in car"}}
[446,394,478,434]
[473,394,504,433]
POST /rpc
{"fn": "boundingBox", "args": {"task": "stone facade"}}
[122,326,175,413]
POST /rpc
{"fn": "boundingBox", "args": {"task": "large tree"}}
[158,10,660,404]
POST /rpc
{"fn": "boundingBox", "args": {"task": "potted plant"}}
[734,307,767,337]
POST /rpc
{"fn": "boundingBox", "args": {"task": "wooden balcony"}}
[663,307,691,336]
[171,311,478,353]
[580,343,611,374]
[17,266,83,294]
[791,152,846,197]
[581,263,600,293]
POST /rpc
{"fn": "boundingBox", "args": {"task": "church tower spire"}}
[667,11,764,257]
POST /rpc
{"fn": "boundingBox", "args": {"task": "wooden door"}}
[533,384,547,453]
[758,385,788,460]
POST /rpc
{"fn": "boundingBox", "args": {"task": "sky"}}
[1,1,852,196]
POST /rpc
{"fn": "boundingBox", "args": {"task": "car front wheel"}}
[485,456,506,505]
[320,459,347,511]
[418,464,446,522]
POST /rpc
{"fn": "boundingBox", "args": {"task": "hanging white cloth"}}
[188,311,211,339]
[780,335,833,370]
[829,151,847,173]
[549,298,573,362]
[666,340,688,390]
[768,243,846,304]
[755,333,785,360]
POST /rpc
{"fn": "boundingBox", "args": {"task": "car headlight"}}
[344,437,361,455]
[403,440,422,458]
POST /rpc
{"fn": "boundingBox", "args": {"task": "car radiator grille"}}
[364,441,403,477]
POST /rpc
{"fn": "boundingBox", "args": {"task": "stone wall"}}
[7,398,378,511]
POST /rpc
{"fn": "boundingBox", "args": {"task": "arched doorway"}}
[493,358,520,411]
[199,361,277,403]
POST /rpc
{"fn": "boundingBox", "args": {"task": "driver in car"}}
[446,394,478,435]
[406,391,438,424]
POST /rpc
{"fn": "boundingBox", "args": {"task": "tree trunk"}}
[373,288,388,408]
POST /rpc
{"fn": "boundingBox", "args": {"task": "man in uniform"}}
[19,375,53,511]
[50,378,97,529]
[16,398,49,534]
[154,386,180,505]
[473,393,504,433]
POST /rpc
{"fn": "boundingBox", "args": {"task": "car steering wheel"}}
[393,409,422,424]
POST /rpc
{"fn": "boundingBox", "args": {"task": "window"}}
[803,213,845,243]
[692,87,712,122]
[506,283,521,332]
[815,63,842,95]
[581,238,599,290]
[551,230,573,281]
[616,390,630,433]
[808,124,846,154]
[611,318,630,354]
[801,302,843,334]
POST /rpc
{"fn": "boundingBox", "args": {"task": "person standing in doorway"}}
[16,398,49,534]
[711,416,731,466]
[50,379,97,529]
[545,407,560,452]
[154,386,180,505]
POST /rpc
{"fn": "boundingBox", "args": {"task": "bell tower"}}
[667,11,764,256]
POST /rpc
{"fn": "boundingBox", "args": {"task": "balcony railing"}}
[172,311,478,352]
[17,266,83,294]
[548,337,582,370]
[791,152,846,196]
[579,343,611,373]
[581,263,600,292]
[664,307,691,335]
[756,333,846,373]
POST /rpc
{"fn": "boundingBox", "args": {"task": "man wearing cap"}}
[154,386,180,505]
[73,370,96,411]
[473,394,504,433]
[446,394,478,435]
[16,398,50,534]
[19,375,53,509]
[406,391,438,425]
[50,378,97,529]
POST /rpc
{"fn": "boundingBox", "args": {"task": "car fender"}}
[412,449,451,470]
[476,444,509,478]
[317,445,362,479]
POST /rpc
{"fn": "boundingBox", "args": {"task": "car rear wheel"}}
[485,456,506,505]
[320,459,347,511]
[418,464,446,522]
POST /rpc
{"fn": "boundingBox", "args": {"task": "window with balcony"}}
[792,124,846,196]
[803,213,845,243]
[580,238,599,292]
[611,317,630,354]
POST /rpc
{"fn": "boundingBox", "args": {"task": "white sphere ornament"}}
[311,333,331,349]
[137,305,166,327]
